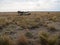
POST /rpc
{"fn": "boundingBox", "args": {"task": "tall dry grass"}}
[16,34,29,45]
[38,31,59,45]
[0,35,14,45]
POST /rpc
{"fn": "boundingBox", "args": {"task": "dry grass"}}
[48,16,57,22]
[39,31,49,45]
[48,35,58,45]
[0,12,60,45]
[0,35,14,45]
[25,31,33,38]
[38,31,59,45]
[47,24,56,32]
[0,12,59,30]
[16,34,29,45]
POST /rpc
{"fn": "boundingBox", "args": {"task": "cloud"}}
[0,0,60,12]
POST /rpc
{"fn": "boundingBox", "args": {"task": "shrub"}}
[48,35,58,45]
[28,25,39,29]
[52,16,57,22]
[0,35,13,45]
[39,31,49,45]
[58,34,60,43]
[0,25,3,30]
[16,34,28,45]
[48,12,50,14]
[49,26,56,31]
[25,32,33,38]
[48,16,57,22]
[47,25,56,32]
[38,31,59,45]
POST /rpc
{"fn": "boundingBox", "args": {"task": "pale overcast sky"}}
[0,0,60,12]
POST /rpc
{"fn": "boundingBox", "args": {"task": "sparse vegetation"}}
[25,31,33,38]
[16,34,29,45]
[39,31,59,45]
[48,16,57,22]
[0,35,13,45]
[0,12,60,45]
[47,24,56,32]
[39,31,49,45]
[48,35,58,45]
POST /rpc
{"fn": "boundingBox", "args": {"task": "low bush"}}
[47,25,56,32]
[39,31,59,45]
[16,34,29,45]
[48,35,58,45]
[0,35,13,45]
[39,31,49,45]
[25,31,33,38]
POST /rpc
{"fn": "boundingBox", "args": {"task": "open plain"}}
[0,12,60,45]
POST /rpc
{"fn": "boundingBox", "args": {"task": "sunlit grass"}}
[38,31,59,45]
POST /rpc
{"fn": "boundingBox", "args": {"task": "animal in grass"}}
[17,11,31,15]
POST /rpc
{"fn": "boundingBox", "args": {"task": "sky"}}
[0,0,60,12]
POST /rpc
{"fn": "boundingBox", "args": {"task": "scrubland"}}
[0,12,60,45]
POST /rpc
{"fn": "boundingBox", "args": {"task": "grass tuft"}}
[0,35,13,45]
[25,31,33,38]
[16,34,29,45]
[38,31,59,45]
[39,31,49,45]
